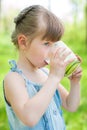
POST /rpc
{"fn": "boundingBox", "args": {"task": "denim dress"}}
[4,60,66,130]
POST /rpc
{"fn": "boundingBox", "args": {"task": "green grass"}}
[61,22,87,130]
[0,32,17,129]
[0,22,87,130]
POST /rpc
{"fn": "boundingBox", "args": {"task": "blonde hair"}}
[11,5,64,48]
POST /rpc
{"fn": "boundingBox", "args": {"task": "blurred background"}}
[0,0,87,130]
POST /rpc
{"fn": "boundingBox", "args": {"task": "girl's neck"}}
[16,55,47,85]
[17,55,38,73]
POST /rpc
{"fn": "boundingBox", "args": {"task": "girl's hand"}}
[75,54,82,63]
[69,66,82,83]
[49,47,74,81]
[69,54,82,83]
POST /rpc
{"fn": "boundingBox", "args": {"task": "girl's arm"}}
[4,72,59,127]
[57,66,82,112]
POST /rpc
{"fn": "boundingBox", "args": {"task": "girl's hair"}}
[11,5,64,48]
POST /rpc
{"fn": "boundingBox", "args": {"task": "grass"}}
[0,22,87,130]
[61,22,87,130]
[0,32,17,129]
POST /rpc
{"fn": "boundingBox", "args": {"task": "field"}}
[0,22,87,130]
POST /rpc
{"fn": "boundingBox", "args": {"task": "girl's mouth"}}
[44,59,50,65]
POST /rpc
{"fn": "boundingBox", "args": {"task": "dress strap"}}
[9,60,21,72]
[9,60,28,82]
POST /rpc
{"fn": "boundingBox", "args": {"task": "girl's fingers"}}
[72,71,82,76]
[73,67,82,75]
[76,54,82,63]
[72,68,82,78]
[55,47,71,60]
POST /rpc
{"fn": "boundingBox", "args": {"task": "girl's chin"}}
[37,61,49,68]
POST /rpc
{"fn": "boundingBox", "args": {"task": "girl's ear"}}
[18,34,28,49]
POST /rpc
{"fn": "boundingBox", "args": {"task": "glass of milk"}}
[45,41,81,77]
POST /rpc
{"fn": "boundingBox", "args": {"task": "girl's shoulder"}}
[4,71,24,82]
[4,71,25,93]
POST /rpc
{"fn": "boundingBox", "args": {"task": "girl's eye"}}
[44,42,50,46]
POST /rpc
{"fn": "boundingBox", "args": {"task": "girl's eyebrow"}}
[44,40,53,44]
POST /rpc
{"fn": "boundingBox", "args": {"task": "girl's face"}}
[25,36,53,68]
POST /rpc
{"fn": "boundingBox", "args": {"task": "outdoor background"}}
[0,0,87,130]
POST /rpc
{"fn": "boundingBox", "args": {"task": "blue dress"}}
[3,60,66,130]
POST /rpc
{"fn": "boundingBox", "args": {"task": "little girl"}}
[3,5,82,130]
